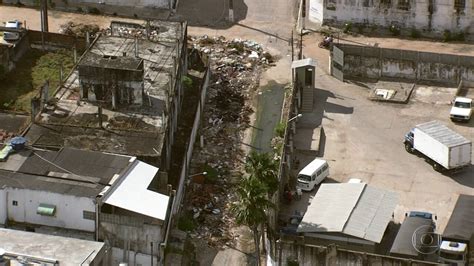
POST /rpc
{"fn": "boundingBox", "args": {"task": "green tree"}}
[231,176,274,266]
[245,151,279,196]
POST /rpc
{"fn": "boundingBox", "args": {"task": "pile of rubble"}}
[185,36,274,248]
[59,22,101,38]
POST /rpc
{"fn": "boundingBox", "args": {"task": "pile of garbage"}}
[59,22,101,38]
[185,36,274,248]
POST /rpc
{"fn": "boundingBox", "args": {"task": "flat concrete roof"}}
[30,20,185,157]
[0,228,104,265]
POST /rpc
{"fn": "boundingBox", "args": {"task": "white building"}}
[308,0,473,34]
[0,147,173,264]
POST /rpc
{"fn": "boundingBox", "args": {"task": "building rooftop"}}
[443,194,474,242]
[0,228,105,265]
[297,183,399,243]
[27,20,186,157]
[0,113,29,142]
[0,147,134,197]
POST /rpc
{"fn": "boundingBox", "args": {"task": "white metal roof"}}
[298,158,327,176]
[291,58,317,69]
[103,160,170,221]
[297,183,399,243]
[343,186,399,243]
[297,183,365,233]
[416,120,471,148]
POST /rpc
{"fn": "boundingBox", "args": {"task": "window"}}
[322,164,328,171]
[454,0,465,10]
[398,0,410,10]
[317,169,323,176]
[12,200,18,206]
[83,210,96,220]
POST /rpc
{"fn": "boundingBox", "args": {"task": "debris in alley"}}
[185,35,273,248]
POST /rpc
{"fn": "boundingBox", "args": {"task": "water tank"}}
[9,137,27,151]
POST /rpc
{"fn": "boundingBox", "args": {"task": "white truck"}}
[404,121,472,171]
[438,194,474,265]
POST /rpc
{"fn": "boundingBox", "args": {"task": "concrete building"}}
[308,0,474,34]
[297,183,399,252]
[0,147,173,263]
[25,20,187,172]
[0,228,106,265]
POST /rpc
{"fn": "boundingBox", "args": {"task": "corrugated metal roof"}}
[103,160,169,221]
[343,186,399,243]
[297,183,365,233]
[416,121,471,148]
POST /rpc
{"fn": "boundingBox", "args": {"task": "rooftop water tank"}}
[9,136,27,151]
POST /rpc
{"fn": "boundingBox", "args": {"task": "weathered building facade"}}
[309,0,474,34]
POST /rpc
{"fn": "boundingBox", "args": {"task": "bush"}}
[443,30,452,42]
[410,28,421,38]
[389,25,400,36]
[76,6,83,12]
[177,213,196,232]
[343,22,352,33]
[182,76,193,89]
[274,122,286,138]
[287,258,299,266]
[356,24,364,34]
[203,164,218,184]
[88,7,101,14]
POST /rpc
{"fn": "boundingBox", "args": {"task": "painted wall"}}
[319,0,473,33]
[0,188,96,232]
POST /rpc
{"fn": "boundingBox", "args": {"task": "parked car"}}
[3,20,22,42]
[450,97,473,122]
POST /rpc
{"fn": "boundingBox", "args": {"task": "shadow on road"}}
[445,165,474,188]
[175,0,248,29]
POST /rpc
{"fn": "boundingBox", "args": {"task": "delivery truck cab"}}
[296,158,329,191]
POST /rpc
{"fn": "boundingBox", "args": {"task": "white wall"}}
[321,0,473,33]
[309,0,324,24]
[2,188,96,232]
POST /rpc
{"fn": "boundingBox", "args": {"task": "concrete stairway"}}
[300,86,314,113]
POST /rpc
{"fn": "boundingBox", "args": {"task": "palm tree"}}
[231,176,274,266]
[245,151,279,196]
[245,151,279,252]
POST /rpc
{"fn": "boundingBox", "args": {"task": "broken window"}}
[398,0,410,10]
[454,0,465,12]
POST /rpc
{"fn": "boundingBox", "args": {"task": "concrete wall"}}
[270,240,437,266]
[0,188,96,232]
[317,0,473,33]
[4,0,170,8]
[100,213,163,255]
[336,44,474,84]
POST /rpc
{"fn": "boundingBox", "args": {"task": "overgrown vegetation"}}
[343,22,352,33]
[0,49,74,112]
[274,121,286,138]
[410,28,421,38]
[182,76,193,89]
[203,164,218,184]
[443,30,466,42]
[177,212,197,232]
[389,25,401,36]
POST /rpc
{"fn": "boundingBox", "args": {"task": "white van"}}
[296,158,329,191]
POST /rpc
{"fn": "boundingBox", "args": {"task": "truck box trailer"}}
[404,121,472,171]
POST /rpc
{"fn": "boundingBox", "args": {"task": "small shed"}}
[291,58,317,113]
[297,183,399,252]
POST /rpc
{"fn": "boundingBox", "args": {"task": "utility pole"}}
[228,0,234,22]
